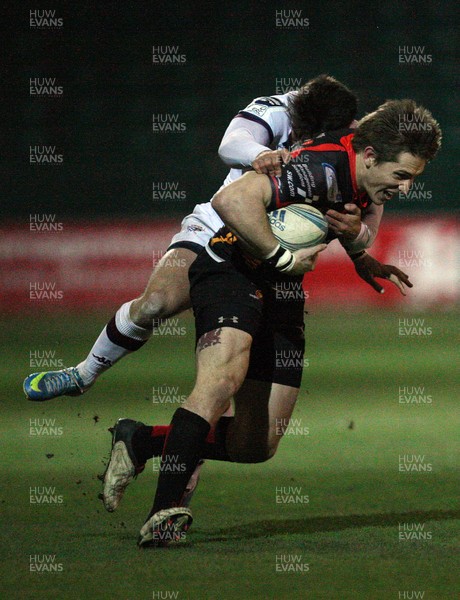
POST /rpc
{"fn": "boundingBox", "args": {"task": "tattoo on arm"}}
[197,328,223,352]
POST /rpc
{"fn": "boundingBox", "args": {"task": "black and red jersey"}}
[206,129,369,269]
[269,129,369,213]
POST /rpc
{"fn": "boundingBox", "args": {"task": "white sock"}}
[77,300,152,386]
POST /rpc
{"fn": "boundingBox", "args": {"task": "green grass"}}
[1,310,459,599]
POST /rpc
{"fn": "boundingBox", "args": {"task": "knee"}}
[133,290,170,325]
[185,373,244,425]
[213,373,243,402]
[193,372,243,416]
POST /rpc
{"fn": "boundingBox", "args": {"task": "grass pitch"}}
[1,310,458,599]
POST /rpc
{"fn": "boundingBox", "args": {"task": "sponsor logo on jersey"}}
[243,96,284,118]
[296,187,307,198]
[286,170,296,197]
[322,163,342,203]
[244,103,269,117]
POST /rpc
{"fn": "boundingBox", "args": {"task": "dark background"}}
[4,1,459,220]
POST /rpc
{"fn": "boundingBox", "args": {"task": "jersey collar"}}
[339,133,369,208]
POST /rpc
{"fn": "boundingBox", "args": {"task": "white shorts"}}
[167,202,225,253]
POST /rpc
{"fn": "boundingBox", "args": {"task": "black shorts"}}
[189,249,306,388]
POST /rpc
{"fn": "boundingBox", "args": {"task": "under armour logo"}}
[217,316,239,324]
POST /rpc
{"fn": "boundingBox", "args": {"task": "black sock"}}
[132,417,234,465]
[149,408,210,517]
[132,424,170,465]
[203,416,233,461]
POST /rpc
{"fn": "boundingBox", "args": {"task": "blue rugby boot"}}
[23,367,86,401]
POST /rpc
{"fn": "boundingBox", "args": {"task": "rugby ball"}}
[268,204,328,251]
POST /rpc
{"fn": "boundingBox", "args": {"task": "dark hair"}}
[287,74,358,141]
[352,99,441,163]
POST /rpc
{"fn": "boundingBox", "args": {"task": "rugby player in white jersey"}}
[24,75,410,403]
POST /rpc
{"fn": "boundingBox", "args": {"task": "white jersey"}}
[169,93,296,250]
[220,92,296,187]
